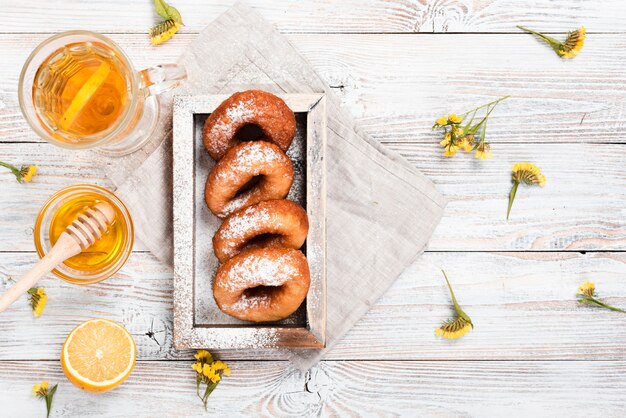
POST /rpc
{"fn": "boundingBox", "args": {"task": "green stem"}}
[507,180,519,221]
[0,161,20,177]
[460,96,509,118]
[581,297,626,314]
[441,270,472,325]
[517,26,561,48]
[201,381,219,410]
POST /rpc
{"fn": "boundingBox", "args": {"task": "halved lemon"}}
[61,318,136,393]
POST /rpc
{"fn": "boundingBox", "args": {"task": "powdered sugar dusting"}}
[219,251,300,293]
[226,293,271,311]
[209,98,257,139]
[214,141,283,183]
[217,206,272,257]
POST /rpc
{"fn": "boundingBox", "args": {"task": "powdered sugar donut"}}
[213,247,310,322]
[203,90,296,161]
[205,141,294,218]
[213,199,308,263]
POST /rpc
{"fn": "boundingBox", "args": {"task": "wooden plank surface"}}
[2,360,626,417]
[1,142,623,252]
[1,0,624,34]
[2,33,625,145]
[1,1,625,416]
[2,251,625,361]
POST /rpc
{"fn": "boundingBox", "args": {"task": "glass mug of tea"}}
[19,30,186,155]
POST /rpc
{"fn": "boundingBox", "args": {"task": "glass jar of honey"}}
[34,184,134,284]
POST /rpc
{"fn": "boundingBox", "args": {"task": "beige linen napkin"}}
[98,2,446,370]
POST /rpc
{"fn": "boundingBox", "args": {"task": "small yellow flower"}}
[577,281,596,298]
[202,364,221,383]
[474,143,493,160]
[211,360,231,376]
[507,162,546,220]
[435,317,473,339]
[32,381,57,418]
[28,287,47,317]
[577,281,626,314]
[20,165,37,183]
[440,132,451,146]
[32,381,48,396]
[443,143,459,157]
[436,116,448,126]
[435,271,473,340]
[191,362,203,374]
[192,349,229,410]
[149,19,180,45]
[512,162,546,187]
[194,349,212,363]
[518,25,585,59]
[0,161,37,183]
[559,26,586,58]
[448,114,463,124]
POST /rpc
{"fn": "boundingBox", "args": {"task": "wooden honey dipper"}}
[0,202,116,313]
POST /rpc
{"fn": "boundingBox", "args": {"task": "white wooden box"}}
[172,94,326,349]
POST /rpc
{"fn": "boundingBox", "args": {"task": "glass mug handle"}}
[138,63,187,96]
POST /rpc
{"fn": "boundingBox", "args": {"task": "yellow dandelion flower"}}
[435,271,473,340]
[32,381,48,396]
[0,161,37,183]
[559,26,585,58]
[518,25,585,59]
[474,143,493,160]
[436,116,448,126]
[194,349,212,363]
[512,162,546,187]
[149,19,180,45]
[20,165,37,183]
[577,281,595,298]
[435,317,473,339]
[32,381,57,418]
[27,287,47,317]
[507,162,546,220]
[448,114,463,124]
[577,281,626,314]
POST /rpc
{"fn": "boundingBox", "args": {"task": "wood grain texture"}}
[1,33,625,145]
[1,251,625,361]
[2,360,626,417]
[0,0,623,34]
[0,142,623,252]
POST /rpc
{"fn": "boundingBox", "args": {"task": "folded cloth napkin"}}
[96,2,446,370]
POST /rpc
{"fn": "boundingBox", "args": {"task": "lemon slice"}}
[59,62,112,132]
[61,318,136,393]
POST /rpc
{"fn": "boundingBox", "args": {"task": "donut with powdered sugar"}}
[213,247,310,322]
[203,90,296,161]
[205,141,294,218]
[213,199,309,263]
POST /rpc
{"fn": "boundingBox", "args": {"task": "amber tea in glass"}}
[19,31,186,155]
[33,41,132,143]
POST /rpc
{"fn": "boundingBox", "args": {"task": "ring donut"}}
[213,247,310,322]
[205,141,294,218]
[203,90,296,161]
[213,199,308,263]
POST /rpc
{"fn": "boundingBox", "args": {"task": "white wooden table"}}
[1,1,626,416]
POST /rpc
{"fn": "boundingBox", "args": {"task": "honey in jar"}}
[34,185,134,284]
